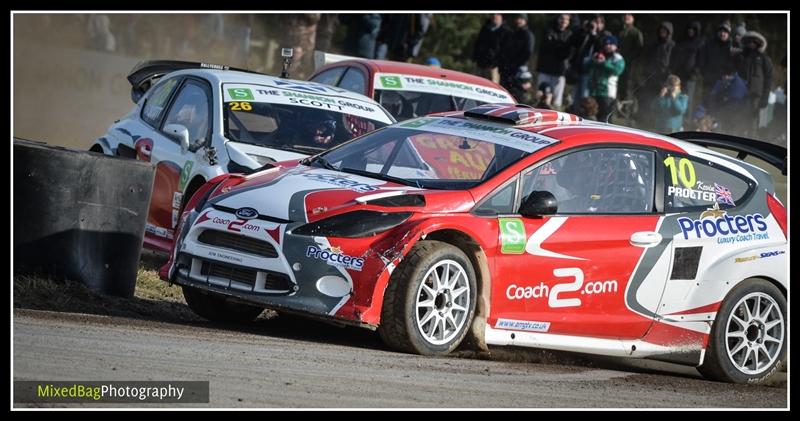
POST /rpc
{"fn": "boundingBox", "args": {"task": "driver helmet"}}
[381,91,404,117]
[312,118,337,145]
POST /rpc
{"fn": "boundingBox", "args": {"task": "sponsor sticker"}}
[172,192,183,209]
[676,203,769,244]
[374,73,513,103]
[222,83,394,124]
[178,161,193,191]
[499,218,526,254]
[306,245,365,271]
[302,172,381,193]
[398,117,558,153]
[735,250,786,263]
[172,209,180,229]
[496,318,551,333]
[505,268,619,308]
[379,75,403,89]
[227,88,254,100]
[207,250,244,264]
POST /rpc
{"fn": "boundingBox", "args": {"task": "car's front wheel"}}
[699,279,786,383]
[182,285,264,323]
[379,240,477,355]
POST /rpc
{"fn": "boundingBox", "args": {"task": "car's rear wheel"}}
[379,240,477,355]
[182,285,264,323]
[699,279,786,383]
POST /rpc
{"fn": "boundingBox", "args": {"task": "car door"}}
[655,151,756,318]
[488,146,670,340]
[146,77,213,243]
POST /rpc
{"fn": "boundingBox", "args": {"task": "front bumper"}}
[166,206,392,324]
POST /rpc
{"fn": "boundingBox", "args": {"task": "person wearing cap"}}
[732,24,747,52]
[536,14,572,108]
[568,14,608,104]
[734,30,773,136]
[698,22,734,108]
[425,57,441,68]
[586,35,625,121]
[650,74,689,133]
[709,62,748,135]
[498,13,535,93]
[509,66,535,105]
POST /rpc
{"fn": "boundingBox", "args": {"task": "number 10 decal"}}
[549,268,584,308]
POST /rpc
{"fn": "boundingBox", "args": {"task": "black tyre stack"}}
[14,139,155,297]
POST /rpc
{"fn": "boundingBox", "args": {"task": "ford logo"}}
[235,207,259,220]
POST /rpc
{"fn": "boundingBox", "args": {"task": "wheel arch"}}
[421,228,491,352]
[181,175,209,211]
[739,275,786,299]
[89,138,111,155]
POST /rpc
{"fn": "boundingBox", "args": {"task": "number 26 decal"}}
[229,102,253,111]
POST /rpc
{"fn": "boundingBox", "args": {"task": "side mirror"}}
[163,124,190,154]
[519,191,558,218]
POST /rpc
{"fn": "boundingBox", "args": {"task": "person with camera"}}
[567,15,609,105]
[586,35,625,121]
[650,74,689,133]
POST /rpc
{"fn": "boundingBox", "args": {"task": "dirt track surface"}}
[13,308,787,408]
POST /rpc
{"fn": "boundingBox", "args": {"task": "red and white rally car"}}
[161,104,787,384]
[310,53,515,121]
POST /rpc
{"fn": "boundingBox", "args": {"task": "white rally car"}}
[90,61,395,252]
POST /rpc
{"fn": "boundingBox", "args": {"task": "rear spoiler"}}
[668,131,787,176]
[313,51,361,71]
[127,60,259,103]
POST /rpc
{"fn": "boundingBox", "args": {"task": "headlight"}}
[291,210,412,238]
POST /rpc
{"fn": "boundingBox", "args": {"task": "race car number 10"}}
[664,156,696,188]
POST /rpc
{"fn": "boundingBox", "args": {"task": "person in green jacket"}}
[586,35,626,121]
[650,74,689,133]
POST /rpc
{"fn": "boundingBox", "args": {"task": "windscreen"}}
[223,83,393,155]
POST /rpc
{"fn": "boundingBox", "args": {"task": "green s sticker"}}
[178,161,193,191]
[379,75,403,89]
[228,88,254,100]
[499,218,527,254]
[400,118,435,128]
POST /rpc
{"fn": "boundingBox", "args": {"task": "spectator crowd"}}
[464,13,784,139]
[61,13,786,140]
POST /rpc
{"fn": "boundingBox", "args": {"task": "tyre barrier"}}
[14,139,155,297]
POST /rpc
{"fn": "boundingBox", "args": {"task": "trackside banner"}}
[374,73,514,103]
[398,117,559,153]
[223,83,394,124]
